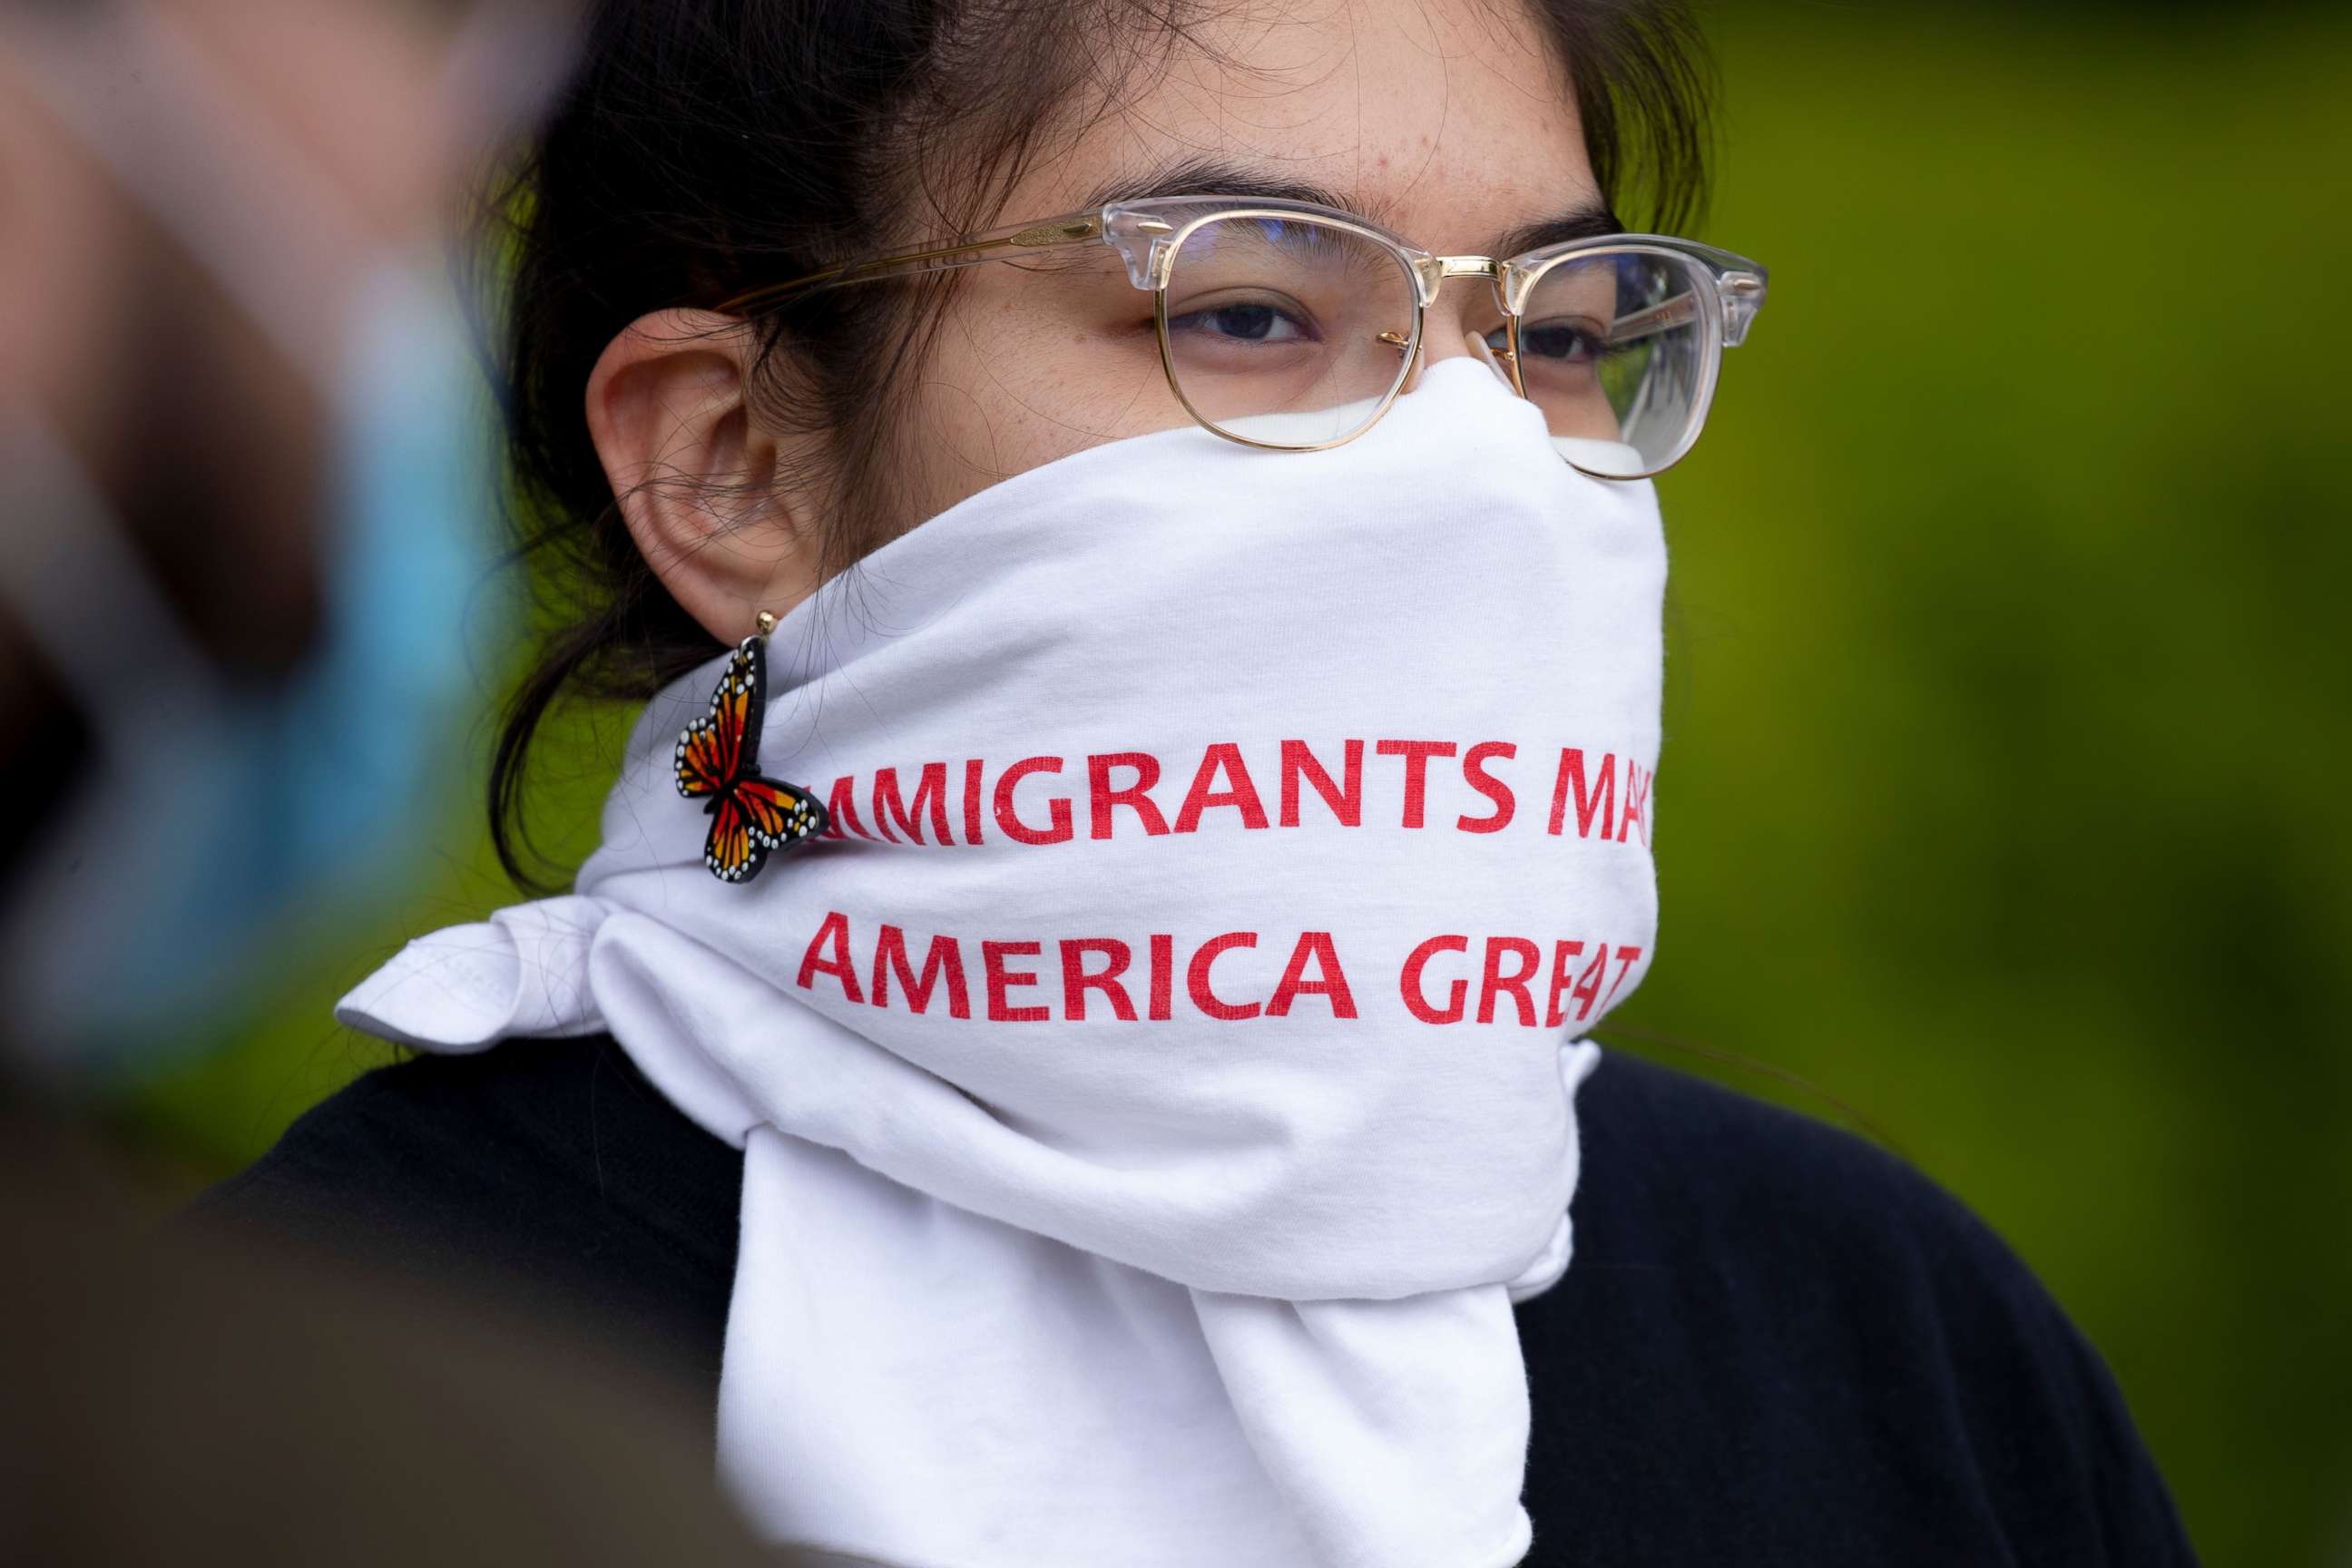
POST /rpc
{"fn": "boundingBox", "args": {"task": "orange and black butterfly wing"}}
[734,775,828,852]
[703,791,767,883]
[673,636,763,801]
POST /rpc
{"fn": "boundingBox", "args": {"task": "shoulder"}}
[1571,1045,2028,1278]
[185,1035,742,1386]
[1515,1049,2198,1565]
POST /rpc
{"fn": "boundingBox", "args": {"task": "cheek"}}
[894,280,1197,519]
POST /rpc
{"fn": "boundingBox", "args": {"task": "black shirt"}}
[190,1037,2196,1565]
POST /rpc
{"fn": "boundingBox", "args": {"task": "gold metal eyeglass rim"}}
[710,193,1769,473]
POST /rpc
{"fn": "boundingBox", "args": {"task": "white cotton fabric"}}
[338,356,1666,1567]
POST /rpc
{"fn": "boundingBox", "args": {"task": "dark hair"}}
[481,0,1714,890]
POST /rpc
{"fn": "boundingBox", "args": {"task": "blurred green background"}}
[113,3,2352,1563]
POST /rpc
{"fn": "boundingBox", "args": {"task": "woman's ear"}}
[584,308,823,642]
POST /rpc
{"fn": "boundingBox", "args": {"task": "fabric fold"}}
[337,896,610,1050]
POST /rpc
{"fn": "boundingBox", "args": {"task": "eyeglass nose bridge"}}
[1411,254,1504,301]
[1387,255,1524,393]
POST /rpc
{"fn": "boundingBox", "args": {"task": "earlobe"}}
[583,308,818,642]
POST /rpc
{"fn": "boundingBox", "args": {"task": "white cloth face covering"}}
[339,353,1668,1568]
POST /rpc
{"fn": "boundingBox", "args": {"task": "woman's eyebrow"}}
[1490,203,1624,258]
[1080,157,1353,218]
[1080,156,1622,253]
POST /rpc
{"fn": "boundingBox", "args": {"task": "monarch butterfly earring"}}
[673,610,830,883]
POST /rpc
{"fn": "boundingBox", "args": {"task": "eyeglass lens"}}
[1160,213,1712,474]
[1514,252,1709,477]
[1160,216,1418,448]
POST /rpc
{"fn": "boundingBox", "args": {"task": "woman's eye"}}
[1517,320,1603,362]
[1167,299,1313,344]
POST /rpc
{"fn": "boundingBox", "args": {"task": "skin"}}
[586,0,1611,645]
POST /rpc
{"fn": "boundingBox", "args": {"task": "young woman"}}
[198,1,2197,1563]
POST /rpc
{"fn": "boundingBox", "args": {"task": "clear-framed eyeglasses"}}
[717,193,1769,479]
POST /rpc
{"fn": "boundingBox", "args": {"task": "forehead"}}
[1001,0,1596,252]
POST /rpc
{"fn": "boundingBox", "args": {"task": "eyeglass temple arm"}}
[1608,294,1697,345]
[714,211,1106,316]
[1604,273,1764,348]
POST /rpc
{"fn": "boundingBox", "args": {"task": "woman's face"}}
[590,0,1607,638]
[897,0,1604,523]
